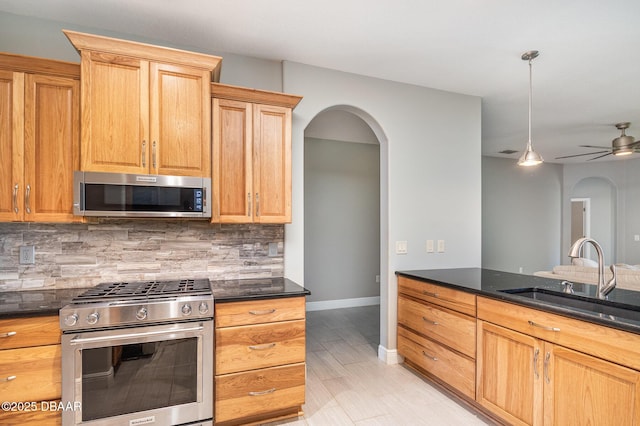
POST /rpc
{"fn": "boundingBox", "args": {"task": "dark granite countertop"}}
[0,277,309,319]
[397,268,640,334]
[0,288,87,319]
[211,277,310,302]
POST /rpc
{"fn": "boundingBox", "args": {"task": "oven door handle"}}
[69,324,204,345]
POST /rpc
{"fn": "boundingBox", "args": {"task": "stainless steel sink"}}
[499,288,640,322]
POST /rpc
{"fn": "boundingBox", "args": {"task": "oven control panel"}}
[60,295,214,331]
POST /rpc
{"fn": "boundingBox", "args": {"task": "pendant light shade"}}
[517,50,544,167]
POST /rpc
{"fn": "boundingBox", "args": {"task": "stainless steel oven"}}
[60,279,214,426]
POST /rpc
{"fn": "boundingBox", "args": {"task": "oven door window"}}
[81,338,197,421]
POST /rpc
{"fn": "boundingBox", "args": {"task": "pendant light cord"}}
[528,57,533,147]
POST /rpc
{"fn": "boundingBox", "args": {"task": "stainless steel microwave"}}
[73,171,212,218]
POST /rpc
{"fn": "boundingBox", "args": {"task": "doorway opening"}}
[303,108,381,311]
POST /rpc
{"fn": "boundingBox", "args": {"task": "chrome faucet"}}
[568,237,617,300]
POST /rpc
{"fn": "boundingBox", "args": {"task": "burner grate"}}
[74,278,211,301]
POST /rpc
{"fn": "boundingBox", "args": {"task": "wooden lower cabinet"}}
[398,327,475,399]
[477,297,640,425]
[214,297,306,425]
[0,315,62,426]
[545,344,640,425]
[215,363,305,423]
[397,279,477,400]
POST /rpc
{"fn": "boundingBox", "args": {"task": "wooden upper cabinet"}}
[253,104,292,223]
[151,62,211,176]
[64,30,221,177]
[0,70,23,222]
[0,55,80,223]
[79,51,148,173]
[211,83,301,224]
[213,98,252,222]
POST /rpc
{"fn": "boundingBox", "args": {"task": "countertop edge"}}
[397,269,640,335]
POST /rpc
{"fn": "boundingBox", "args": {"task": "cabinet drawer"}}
[215,297,305,328]
[0,404,61,425]
[398,276,476,316]
[0,344,61,402]
[398,327,475,399]
[0,316,60,350]
[477,296,640,371]
[398,295,476,358]
[216,320,305,374]
[215,363,305,423]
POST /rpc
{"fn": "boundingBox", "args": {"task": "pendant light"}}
[517,50,544,167]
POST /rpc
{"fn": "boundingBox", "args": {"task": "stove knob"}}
[136,307,148,321]
[181,304,192,316]
[198,302,209,315]
[65,314,78,327]
[87,312,100,325]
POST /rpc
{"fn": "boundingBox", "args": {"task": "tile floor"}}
[268,305,493,425]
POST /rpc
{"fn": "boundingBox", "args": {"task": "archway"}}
[302,104,390,360]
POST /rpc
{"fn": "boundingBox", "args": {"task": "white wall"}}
[482,156,563,274]
[304,137,380,307]
[282,61,482,360]
[563,157,640,265]
[0,11,283,91]
[482,156,640,273]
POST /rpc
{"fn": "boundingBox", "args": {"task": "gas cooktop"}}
[60,278,213,332]
[73,278,212,302]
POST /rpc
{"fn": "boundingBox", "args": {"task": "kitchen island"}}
[396,268,640,425]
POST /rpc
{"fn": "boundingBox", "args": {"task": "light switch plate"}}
[437,240,445,253]
[396,241,408,254]
[426,240,434,253]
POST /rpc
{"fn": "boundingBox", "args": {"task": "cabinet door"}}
[476,320,543,426]
[544,343,640,425]
[23,74,80,222]
[212,98,253,222]
[253,104,291,223]
[0,70,24,221]
[150,62,210,176]
[80,51,149,173]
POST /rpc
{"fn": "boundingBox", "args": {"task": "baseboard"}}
[305,296,380,311]
[378,345,401,365]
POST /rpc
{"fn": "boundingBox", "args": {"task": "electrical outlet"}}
[19,245,35,264]
[268,242,278,257]
[375,275,380,283]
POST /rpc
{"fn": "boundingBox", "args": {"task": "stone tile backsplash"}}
[0,221,284,291]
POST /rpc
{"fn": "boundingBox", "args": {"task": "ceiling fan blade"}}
[555,150,610,159]
[587,152,613,161]
[578,144,612,149]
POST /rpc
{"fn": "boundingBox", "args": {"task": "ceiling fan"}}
[556,122,640,161]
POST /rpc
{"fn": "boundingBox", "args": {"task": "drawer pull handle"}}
[248,343,276,350]
[249,388,276,396]
[13,184,19,214]
[543,352,551,384]
[2,375,16,382]
[422,316,439,326]
[533,348,540,379]
[422,351,438,361]
[528,320,560,332]
[423,291,439,298]
[249,309,276,315]
[0,331,16,338]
